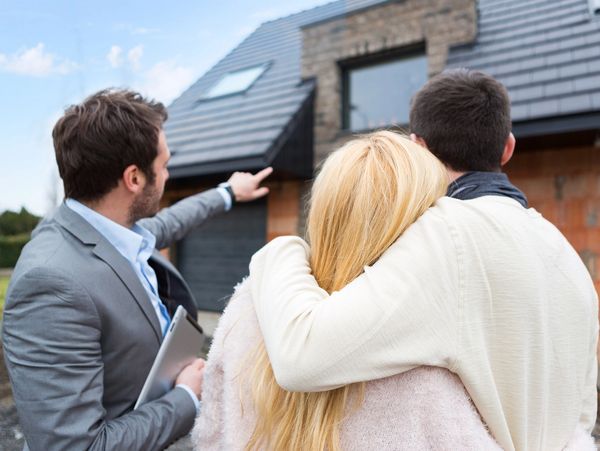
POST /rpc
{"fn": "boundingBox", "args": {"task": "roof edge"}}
[513,111,600,138]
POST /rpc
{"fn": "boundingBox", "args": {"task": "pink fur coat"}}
[192,280,595,450]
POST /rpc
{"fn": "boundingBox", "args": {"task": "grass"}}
[0,275,9,317]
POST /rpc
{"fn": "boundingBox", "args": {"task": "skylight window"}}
[203,65,267,99]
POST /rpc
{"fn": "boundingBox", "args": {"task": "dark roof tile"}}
[169,0,600,177]
[531,67,559,83]
[528,98,560,117]
[558,61,589,78]
[574,74,600,91]
[511,103,530,120]
[448,0,600,122]
[165,0,388,177]
[572,45,600,60]
[559,93,593,114]
[511,85,544,102]
[544,80,574,97]
[588,59,600,72]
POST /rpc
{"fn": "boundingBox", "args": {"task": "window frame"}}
[340,44,427,132]
[201,62,270,101]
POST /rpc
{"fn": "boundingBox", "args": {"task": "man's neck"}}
[447,168,466,183]
[79,195,133,228]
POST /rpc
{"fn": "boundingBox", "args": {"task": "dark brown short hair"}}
[409,69,511,172]
[53,89,168,202]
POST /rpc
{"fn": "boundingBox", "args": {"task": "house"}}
[162,0,600,324]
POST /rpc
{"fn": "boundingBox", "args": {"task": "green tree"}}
[0,207,40,236]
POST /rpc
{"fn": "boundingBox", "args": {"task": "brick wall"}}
[266,180,304,241]
[301,0,477,163]
[506,145,600,294]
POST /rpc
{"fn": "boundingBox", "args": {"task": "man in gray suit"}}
[2,89,272,450]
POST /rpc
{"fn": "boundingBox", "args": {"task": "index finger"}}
[253,167,273,183]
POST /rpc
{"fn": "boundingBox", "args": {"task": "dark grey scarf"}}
[447,171,528,208]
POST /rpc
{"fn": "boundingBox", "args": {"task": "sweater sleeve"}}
[249,209,461,392]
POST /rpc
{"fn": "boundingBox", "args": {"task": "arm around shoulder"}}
[249,211,462,391]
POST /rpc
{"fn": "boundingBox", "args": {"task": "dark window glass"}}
[344,54,427,131]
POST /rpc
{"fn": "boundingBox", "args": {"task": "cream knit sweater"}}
[248,196,598,451]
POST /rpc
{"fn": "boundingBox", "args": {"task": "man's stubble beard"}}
[129,182,162,224]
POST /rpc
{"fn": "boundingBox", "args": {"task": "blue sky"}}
[0,0,328,216]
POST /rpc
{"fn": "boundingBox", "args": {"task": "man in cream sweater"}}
[248,69,598,451]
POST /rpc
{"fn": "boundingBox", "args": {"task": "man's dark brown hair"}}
[53,89,168,201]
[409,68,511,172]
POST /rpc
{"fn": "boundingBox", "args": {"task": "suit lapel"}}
[93,241,162,343]
[54,204,163,344]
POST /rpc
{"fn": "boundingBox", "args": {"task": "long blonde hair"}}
[246,131,448,450]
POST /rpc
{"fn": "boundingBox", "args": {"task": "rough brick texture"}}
[301,0,477,163]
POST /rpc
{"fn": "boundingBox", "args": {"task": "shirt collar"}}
[65,198,156,263]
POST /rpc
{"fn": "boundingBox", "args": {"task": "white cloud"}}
[137,60,195,105]
[107,45,123,68]
[127,45,143,71]
[0,43,77,77]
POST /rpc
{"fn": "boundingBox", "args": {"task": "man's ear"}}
[122,165,145,194]
[410,133,429,149]
[500,132,516,167]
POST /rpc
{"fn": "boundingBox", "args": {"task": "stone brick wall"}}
[301,0,477,163]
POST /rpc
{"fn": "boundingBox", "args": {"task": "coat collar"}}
[54,203,163,343]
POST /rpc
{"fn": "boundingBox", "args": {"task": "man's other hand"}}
[176,358,206,399]
[228,167,273,202]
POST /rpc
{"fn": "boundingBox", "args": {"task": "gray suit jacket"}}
[2,190,226,451]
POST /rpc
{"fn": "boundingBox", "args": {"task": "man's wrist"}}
[176,383,201,413]
[216,184,233,211]
[218,182,236,207]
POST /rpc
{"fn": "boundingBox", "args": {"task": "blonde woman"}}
[191,132,587,450]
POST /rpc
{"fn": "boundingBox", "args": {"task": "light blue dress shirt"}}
[65,198,200,411]
[216,185,232,210]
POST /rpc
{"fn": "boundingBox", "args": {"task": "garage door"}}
[176,199,267,312]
